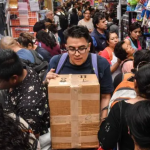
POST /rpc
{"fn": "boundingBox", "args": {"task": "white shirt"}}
[54,12,62,30]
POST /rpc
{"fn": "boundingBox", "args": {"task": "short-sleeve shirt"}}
[4,67,50,135]
[48,53,113,94]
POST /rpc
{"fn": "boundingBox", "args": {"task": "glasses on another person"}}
[67,44,89,55]
[136,61,150,71]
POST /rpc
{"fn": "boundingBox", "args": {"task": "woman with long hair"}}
[98,58,150,150]
[124,22,142,51]
[36,30,61,57]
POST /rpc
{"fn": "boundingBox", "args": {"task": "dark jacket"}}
[70,13,78,26]
[35,46,52,62]
[91,29,108,52]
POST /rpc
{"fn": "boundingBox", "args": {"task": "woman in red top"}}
[99,31,121,80]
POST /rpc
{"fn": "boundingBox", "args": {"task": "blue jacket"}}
[91,29,108,52]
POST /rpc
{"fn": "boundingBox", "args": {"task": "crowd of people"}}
[0,0,150,150]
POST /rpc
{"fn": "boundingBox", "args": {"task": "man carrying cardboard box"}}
[45,25,113,121]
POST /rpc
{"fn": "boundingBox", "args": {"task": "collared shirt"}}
[4,67,50,135]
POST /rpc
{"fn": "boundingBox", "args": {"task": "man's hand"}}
[43,69,59,84]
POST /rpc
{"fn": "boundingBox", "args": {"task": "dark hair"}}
[78,6,82,11]
[135,64,150,98]
[114,41,128,61]
[93,12,105,28]
[106,31,118,43]
[133,50,149,68]
[72,8,77,14]
[36,30,56,48]
[0,49,23,81]
[64,25,91,43]
[45,18,53,23]
[126,100,150,149]
[129,22,141,35]
[67,3,71,8]
[33,21,46,32]
[83,9,90,14]
[113,18,119,25]
[48,23,58,34]
[17,32,34,48]
[0,104,35,149]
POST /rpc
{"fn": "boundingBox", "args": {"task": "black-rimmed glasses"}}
[67,44,89,55]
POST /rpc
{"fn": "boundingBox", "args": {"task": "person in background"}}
[0,36,41,64]
[0,49,50,136]
[78,6,83,20]
[36,30,61,58]
[69,8,79,27]
[45,10,54,23]
[90,7,96,18]
[0,103,40,150]
[124,22,142,51]
[91,12,108,52]
[114,41,134,73]
[17,32,51,62]
[33,21,46,33]
[99,31,121,80]
[98,63,150,150]
[68,2,78,13]
[48,23,60,45]
[126,100,150,150]
[45,25,113,121]
[78,9,94,33]
[106,13,119,35]
[54,7,68,48]
[113,50,149,89]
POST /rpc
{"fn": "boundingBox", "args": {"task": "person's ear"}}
[16,42,22,48]
[9,75,18,85]
[107,40,109,45]
[87,42,91,52]
[28,43,33,49]
[134,79,138,92]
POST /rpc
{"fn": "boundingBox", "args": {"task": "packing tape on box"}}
[49,93,100,101]
[71,86,80,148]
[50,114,100,125]
[52,135,98,143]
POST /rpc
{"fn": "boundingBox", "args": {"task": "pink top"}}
[121,60,133,73]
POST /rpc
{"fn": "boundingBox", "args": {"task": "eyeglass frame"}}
[66,44,89,55]
[136,61,150,71]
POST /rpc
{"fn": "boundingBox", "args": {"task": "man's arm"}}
[100,93,111,121]
[98,57,113,121]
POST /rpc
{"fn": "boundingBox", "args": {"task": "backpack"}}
[108,72,136,114]
[21,50,48,80]
[56,12,68,31]
[55,53,99,79]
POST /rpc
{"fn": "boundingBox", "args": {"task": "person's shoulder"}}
[18,48,29,52]
[78,19,83,24]
[97,54,110,65]
[50,54,62,63]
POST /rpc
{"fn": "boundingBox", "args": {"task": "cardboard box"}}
[48,74,100,149]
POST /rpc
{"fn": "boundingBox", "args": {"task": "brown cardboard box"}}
[48,74,100,149]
